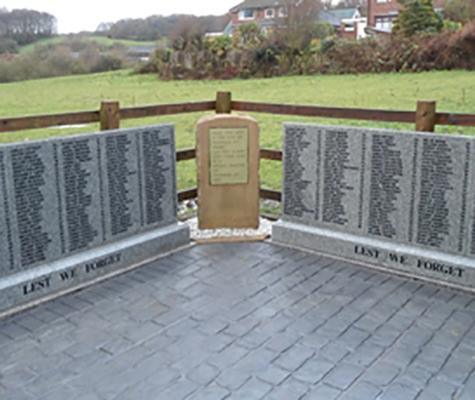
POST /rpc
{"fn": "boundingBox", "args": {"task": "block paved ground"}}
[1,242,475,400]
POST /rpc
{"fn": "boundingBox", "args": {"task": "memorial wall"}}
[0,125,189,314]
[273,124,475,289]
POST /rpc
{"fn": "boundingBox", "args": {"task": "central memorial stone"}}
[273,124,475,290]
[0,125,189,315]
[196,114,260,229]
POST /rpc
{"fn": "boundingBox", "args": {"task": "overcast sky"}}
[1,0,239,33]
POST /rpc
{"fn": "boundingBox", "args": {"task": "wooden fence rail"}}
[1,91,474,204]
[0,101,217,134]
[2,95,475,134]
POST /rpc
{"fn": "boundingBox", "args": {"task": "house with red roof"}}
[228,0,367,39]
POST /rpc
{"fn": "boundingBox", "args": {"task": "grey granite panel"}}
[276,124,475,289]
[411,136,474,255]
[364,132,416,243]
[283,125,365,232]
[138,126,177,229]
[283,125,318,223]
[0,149,13,275]
[54,138,103,256]
[99,131,142,241]
[0,124,190,312]
[318,126,365,232]
[4,142,63,273]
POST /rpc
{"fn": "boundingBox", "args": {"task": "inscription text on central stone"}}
[209,128,249,185]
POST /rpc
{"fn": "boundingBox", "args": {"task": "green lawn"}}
[1,69,474,190]
[19,35,159,53]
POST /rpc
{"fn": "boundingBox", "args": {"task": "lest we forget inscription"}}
[273,124,475,289]
[0,125,189,314]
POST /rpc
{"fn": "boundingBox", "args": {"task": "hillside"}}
[19,35,161,53]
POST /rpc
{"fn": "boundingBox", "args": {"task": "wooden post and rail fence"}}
[1,92,475,203]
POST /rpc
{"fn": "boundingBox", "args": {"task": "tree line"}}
[0,8,56,46]
[96,14,230,41]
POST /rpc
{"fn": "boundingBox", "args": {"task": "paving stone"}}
[1,322,31,340]
[417,377,458,400]
[14,314,45,332]
[361,361,401,387]
[354,313,386,333]
[267,377,309,400]
[73,393,102,400]
[412,344,451,374]
[371,324,404,347]
[37,385,80,400]
[344,340,385,367]
[319,342,350,363]
[215,367,251,391]
[438,344,475,384]
[197,318,230,335]
[234,347,277,374]
[224,316,260,338]
[302,383,341,400]
[273,344,315,372]
[169,347,210,373]
[395,364,433,391]
[300,331,332,350]
[265,333,301,354]
[293,357,335,384]
[338,380,381,400]
[457,370,475,400]
[255,364,290,386]
[159,378,199,400]
[381,343,419,368]
[337,327,370,351]
[227,377,272,399]
[0,331,12,348]
[0,366,37,389]
[97,336,133,356]
[187,363,220,386]
[188,384,230,400]
[207,344,248,370]
[118,320,163,344]
[378,382,420,400]
[398,324,434,349]
[1,388,35,400]
[323,363,364,390]
[237,327,271,350]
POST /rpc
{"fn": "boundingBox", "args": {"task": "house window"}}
[375,16,394,31]
[239,9,255,20]
[376,0,389,3]
[278,7,287,17]
[265,8,275,18]
[344,24,355,32]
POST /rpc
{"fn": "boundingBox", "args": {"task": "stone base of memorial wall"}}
[273,221,475,291]
[0,223,190,316]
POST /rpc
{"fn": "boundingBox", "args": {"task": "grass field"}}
[19,35,159,53]
[1,69,474,190]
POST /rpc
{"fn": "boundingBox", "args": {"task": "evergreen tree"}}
[393,0,443,36]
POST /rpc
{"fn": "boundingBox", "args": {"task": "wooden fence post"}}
[416,100,437,132]
[100,101,120,130]
[216,92,232,114]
